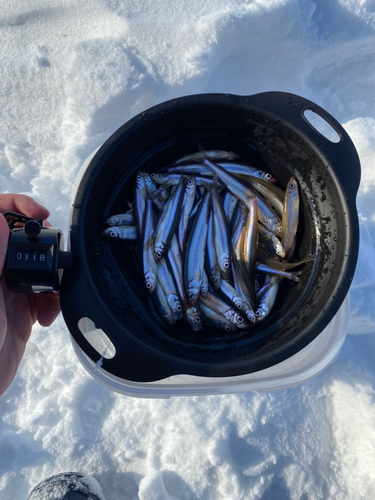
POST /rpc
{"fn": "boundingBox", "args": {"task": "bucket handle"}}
[244,91,361,199]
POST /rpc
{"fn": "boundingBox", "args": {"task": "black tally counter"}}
[3,211,73,293]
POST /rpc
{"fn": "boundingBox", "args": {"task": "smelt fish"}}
[200,292,246,329]
[153,176,186,261]
[134,172,147,238]
[184,190,211,306]
[199,300,238,332]
[211,186,232,282]
[206,210,221,290]
[177,176,197,253]
[203,158,281,234]
[255,276,280,322]
[142,199,158,293]
[104,212,133,227]
[175,150,240,164]
[101,226,137,240]
[158,257,183,320]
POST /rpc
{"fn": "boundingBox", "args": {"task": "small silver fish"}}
[167,236,203,331]
[156,173,225,189]
[223,192,238,225]
[104,212,133,227]
[243,197,258,284]
[153,279,175,325]
[201,268,209,298]
[255,276,280,322]
[142,199,158,293]
[199,300,237,332]
[184,190,211,306]
[134,172,147,238]
[154,177,186,261]
[178,176,197,253]
[219,279,255,323]
[158,257,183,320]
[211,186,232,281]
[175,150,240,164]
[206,210,221,290]
[203,158,281,234]
[258,223,285,259]
[186,306,203,331]
[232,226,256,308]
[219,162,277,183]
[102,226,137,240]
[168,162,276,183]
[201,292,246,329]
[159,188,169,203]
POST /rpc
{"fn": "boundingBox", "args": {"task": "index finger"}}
[0,194,50,220]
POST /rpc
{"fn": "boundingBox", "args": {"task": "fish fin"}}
[290,270,302,282]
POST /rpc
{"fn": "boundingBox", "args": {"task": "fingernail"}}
[42,311,59,326]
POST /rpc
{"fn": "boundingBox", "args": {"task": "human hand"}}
[0,194,61,396]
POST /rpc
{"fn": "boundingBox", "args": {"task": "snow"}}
[1,0,375,499]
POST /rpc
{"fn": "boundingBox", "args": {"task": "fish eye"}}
[176,305,182,311]
[145,173,150,179]
[224,262,229,269]
[265,173,272,180]
[146,281,152,288]
[157,251,162,259]
[237,316,243,323]
[276,249,282,256]
[189,293,194,300]
[164,314,169,321]
[255,310,262,317]
[110,231,116,237]
[289,182,295,189]
[195,317,201,323]
[224,325,231,332]
[137,175,142,181]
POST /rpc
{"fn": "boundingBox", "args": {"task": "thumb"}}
[0,214,10,276]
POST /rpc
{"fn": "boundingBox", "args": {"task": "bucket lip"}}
[61,90,361,382]
[69,293,350,396]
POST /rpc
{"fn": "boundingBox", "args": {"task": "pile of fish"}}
[102,150,306,333]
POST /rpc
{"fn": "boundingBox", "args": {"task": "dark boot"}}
[27,472,106,500]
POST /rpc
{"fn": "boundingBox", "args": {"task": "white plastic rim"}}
[70,293,350,398]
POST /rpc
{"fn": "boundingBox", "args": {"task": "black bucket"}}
[60,91,361,383]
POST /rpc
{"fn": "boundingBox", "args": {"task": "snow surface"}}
[1,0,375,499]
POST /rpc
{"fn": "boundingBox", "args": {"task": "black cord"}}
[2,211,43,230]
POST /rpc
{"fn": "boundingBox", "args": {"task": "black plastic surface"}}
[60,91,361,382]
